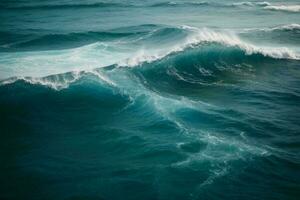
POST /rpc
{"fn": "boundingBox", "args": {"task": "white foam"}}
[232,2,254,7]
[264,5,300,12]
[256,1,271,6]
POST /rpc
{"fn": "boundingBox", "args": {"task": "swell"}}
[0,2,129,10]
[149,1,300,13]
[2,24,299,51]
[0,31,143,51]
[150,1,209,7]
[2,1,299,13]
[0,24,165,51]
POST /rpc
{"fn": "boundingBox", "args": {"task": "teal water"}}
[0,1,300,199]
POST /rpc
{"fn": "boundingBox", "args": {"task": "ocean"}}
[0,0,300,199]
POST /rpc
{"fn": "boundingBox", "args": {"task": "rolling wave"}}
[1,37,298,91]
[1,25,299,81]
[1,25,299,89]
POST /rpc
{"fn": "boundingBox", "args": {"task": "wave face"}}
[1,1,300,200]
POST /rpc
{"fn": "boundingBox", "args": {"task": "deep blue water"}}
[0,0,300,199]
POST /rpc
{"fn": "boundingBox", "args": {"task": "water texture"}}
[0,0,300,199]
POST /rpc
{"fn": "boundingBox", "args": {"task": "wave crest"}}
[119,27,299,67]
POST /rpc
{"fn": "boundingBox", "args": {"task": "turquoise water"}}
[0,1,300,199]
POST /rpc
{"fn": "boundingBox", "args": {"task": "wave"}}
[272,23,300,31]
[126,43,299,98]
[0,24,167,51]
[150,1,272,8]
[0,49,269,184]
[255,1,271,6]
[264,5,300,12]
[150,1,209,7]
[240,23,300,34]
[230,2,300,13]
[1,25,299,82]
[232,1,271,7]
[257,23,300,32]
[119,27,299,67]
[2,1,299,14]
[0,31,142,51]
[2,40,298,91]
[0,2,129,10]
[1,26,299,89]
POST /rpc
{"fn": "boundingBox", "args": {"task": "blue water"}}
[0,0,300,199]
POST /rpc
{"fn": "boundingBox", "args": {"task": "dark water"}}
[0,0,300,200]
